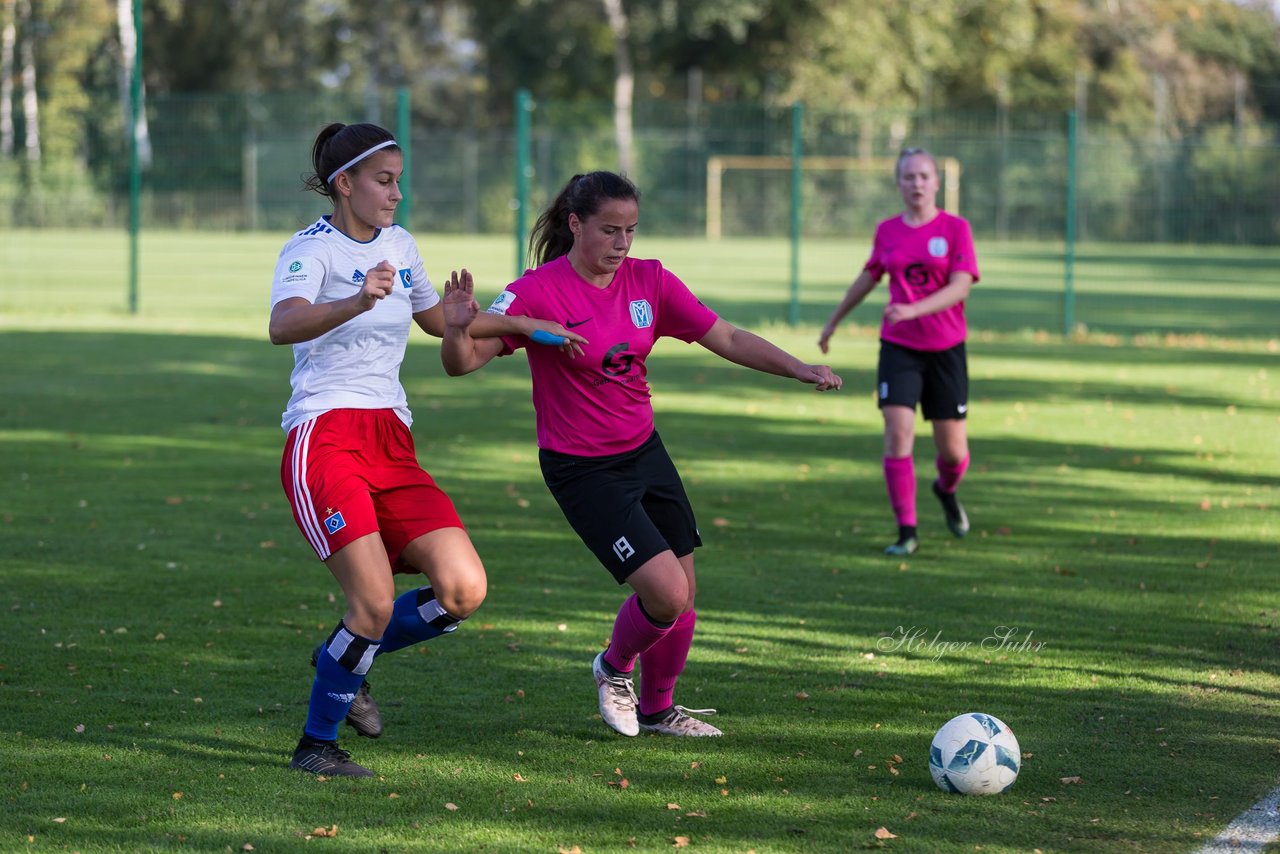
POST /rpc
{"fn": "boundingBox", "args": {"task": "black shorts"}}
[877,340,968,421]
[539,431,702,584]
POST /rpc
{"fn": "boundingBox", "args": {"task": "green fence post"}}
[127,0,142,315]
[514,89,532,278]
[397,87,412,228]
[1064,110,1077,339]
[789,101,803,326]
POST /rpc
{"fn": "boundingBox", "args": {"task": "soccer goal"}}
[704,155,961,239]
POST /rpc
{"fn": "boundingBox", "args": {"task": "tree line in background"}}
[1,0,1278,236]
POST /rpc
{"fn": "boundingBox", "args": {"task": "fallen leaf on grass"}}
[673,837,690,848]
[309,825,338,838]
[666,803,681,810]
[51,818,66,824]
[444,803,458,811]
[875,827,898,839]
[558,847,583,854]
[513,773,527,783]
[795,691,810,700]
[1061,776,1083,785]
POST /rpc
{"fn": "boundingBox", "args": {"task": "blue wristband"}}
[531,329,567,346]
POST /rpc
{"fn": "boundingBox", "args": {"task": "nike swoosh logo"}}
[566,318,592,329]
[957,405,967,414]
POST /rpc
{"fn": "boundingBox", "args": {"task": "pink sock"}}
[884,456,917,527]
[638,610,696,716]
[603,594,673,674]
[935,454,970,494]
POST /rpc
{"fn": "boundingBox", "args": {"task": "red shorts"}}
[281,408,463,572]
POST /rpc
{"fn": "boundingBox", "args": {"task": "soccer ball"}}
[929,712,1021,795]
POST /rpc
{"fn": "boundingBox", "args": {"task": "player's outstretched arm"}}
[818,269,878,353]
[415,269,586,358]
[698,318,842,392]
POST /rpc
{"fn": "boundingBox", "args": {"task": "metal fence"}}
[2,90,1277,336]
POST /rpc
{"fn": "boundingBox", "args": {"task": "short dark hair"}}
[528,171,641,267]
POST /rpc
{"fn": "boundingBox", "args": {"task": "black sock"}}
[897,525,918,542]
[637,705,674,724]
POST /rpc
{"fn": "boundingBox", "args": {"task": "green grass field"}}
[1,230,1277,852]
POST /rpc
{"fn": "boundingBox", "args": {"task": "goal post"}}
[705,154,961,239]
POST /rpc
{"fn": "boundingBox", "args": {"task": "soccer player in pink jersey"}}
[439,171,842,738]
[270,122,583,777]
[819,147,980,556]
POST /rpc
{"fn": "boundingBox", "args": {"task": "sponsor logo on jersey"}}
[486,291,516,315]
[289,260,302,273]
[323,510,347,535]
[629,299,653,329]
[928,237,949,257]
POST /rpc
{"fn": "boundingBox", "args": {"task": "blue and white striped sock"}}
[376,587,462,656]
[303,622,379,742]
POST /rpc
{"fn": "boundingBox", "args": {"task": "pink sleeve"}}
[863,222,887,279]
[484,279,533,356]
[950,218,980,283]
[655,266,718,342]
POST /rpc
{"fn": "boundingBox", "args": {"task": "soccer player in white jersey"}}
[270,122,584,777]
[438,171,841,739]
[819,148,981,556]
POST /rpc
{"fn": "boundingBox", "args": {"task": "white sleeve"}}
[270,250,326,308]
[408,249,439,313]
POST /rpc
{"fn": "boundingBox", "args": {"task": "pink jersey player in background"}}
[439,171,842,738]
[819,147,980,556]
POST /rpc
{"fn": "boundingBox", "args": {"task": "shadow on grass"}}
[2,328,1277,852]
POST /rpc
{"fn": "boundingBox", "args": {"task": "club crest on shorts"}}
[323,509,346,535]
[629,300,653,329]
[928,237,949,257]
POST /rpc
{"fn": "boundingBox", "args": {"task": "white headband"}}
[326,139,398,185]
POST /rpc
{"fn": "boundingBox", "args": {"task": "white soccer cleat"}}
[639,705,722,737]
[593,652,639,736]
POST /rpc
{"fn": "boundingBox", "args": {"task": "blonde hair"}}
[895,147,939,180]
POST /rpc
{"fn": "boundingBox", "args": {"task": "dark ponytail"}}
[303,122,398,199]
[528,171,641,267]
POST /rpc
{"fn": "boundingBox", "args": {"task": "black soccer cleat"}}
[932,480,970,538]
[290,737,374,778]
[311,645,384,739]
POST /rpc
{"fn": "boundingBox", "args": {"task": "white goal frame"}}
[705,155,961,239]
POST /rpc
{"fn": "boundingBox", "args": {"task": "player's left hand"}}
[883,302,919,325]
[443,269,479,329]
[524,320,587,358]
[798,364,842,392]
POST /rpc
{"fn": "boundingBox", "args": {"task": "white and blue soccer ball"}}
[929,712,1021,795]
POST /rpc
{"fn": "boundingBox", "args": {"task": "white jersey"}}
[270,216,441,432]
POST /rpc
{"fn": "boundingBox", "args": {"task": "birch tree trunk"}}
[601,0,633,176]
[1,0,14,157]
[17,0,35,161]
[117,0,150,166]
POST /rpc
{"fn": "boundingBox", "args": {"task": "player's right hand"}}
[358,260,397,308]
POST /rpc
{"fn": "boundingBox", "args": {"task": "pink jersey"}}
[485,255,718,456]
[864,211,980,351]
